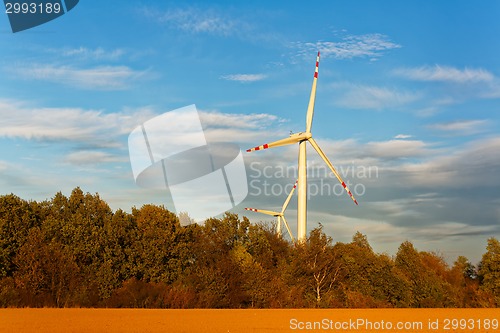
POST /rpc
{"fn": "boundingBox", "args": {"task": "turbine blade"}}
[308,137,359,205]
[305,51,320,133]
[281,179,298,213]
[281,215,295,242]
[244,207,281,216]
[246,136,300,152]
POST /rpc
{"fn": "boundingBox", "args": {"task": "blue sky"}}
[1,1,499,264]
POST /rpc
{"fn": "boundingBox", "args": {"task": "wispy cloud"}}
[394,134,412,139]
[140,6,249,37]
[294,33,401,60]
[220,74,267,83]
[396,137,500,188]
[364,139,431,159]
[10,64,150,90]
[0,99,156,146]
[199,110,287,144]
[64,151,124,165]
[199,110,279,129]
[0,99,286,154]
[394,65,494,83]
[59,47,126,61]
[334,83,420,109]
[427,119,489,135]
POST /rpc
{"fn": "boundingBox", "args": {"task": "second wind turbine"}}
[246,51,358,242]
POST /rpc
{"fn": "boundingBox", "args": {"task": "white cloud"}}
[199,110,279,129]
[0,99,156,146]
[141,6,248,36]
[364,139,431,159]
[199,110,289,145]
[481,81,500,99]
[295,33,401,60]
[0,100,287,159]
[10,64,150,90]
[220,74,267,83]
[334,83,420,109]
[394,65,494,83]
[272,136,500,189]
[395,137,500,188]
[394,134,412,139]
[427,119,489,135]
[59,47,126,61]
[64,151,124,165]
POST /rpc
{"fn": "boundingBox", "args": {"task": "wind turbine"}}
[245,180,297,242]
[246,51,358,242]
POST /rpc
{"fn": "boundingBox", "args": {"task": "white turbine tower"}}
[244,180,297,242]
[246,51,358,242]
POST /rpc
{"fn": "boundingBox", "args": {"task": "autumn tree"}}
[1,189,499,308]
[449,256,493,307]
[332,232,411,308]
[395,241,460,307]
[13,228,80,307]
[130,204,186,284]
[0,195,42,278]
[286,225,342,307]
[185,213,251,307]
[245,223,291,307]
[478,237,500,305]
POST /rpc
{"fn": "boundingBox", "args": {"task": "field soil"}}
[0,308,498,333]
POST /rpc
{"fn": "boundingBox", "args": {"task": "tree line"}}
[0,187,498,308]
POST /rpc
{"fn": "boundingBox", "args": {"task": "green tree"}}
[395,241,456,307]
[96,209,136,300]
[131,204,186,284]
[50,188,113,303]
[333,232,410,308]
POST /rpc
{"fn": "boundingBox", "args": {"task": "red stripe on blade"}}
[314,72,318,78]
[263,144,269,149]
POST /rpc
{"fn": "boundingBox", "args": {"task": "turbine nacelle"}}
[289,132,312,140]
